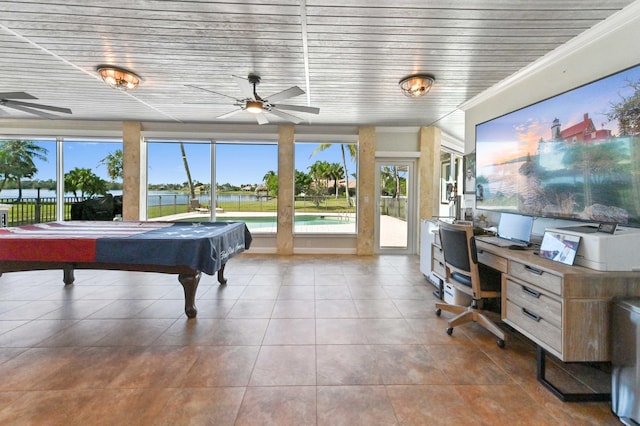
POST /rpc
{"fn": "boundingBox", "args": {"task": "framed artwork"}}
[463,152,476,195]
[441,160,452,204]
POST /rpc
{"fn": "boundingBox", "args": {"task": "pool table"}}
[0,220,252,318]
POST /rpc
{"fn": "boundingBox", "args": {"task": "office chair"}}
[435,221,506,348]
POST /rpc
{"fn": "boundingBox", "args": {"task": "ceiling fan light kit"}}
[96,65,142,91]
[399,73,435,98]
[245,100,263,113]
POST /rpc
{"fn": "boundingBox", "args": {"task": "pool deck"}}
[152,211,407,248]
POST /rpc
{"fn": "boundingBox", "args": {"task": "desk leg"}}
[217,263,227,285]
[63,267,75,285]
[179,272,201,319]
[536,345,610,402]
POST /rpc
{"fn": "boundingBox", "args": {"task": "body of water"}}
[0,189,124,199]
[182,214,356,232]
[0,189,263,207]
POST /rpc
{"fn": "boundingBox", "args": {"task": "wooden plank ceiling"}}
[0,0,636,140]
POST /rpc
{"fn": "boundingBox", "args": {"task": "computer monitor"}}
[497,213,534,245]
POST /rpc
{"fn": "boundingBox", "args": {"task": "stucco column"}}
[357,126,375,255]
[277,124,295,254]
[419,126,441,222]
[122,121,142,220]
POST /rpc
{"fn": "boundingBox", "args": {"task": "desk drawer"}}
[432,244,446,278]
[477,249,507,273]
[509,260,562,296]
[506,278,561,328]
[505,299,562,353]
[432,243,444,263]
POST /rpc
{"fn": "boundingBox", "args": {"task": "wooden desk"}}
[475,240,640,401]
[476,241,640,362]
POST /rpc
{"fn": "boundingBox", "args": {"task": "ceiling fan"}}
[0,92,72,118]
[188,74,319,125]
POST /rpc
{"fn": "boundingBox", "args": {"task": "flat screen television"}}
[475,63,640,227]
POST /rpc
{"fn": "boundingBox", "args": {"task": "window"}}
[294,142,357,233]
[146,140,211,220]
[63,138,123,221]
[0,138,56,225]
[214,142,278,234]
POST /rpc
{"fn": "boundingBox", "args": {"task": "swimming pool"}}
[182,214,355,232]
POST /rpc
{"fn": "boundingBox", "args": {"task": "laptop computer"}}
[476,213,534,247]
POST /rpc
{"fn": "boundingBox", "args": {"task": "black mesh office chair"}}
[435,221,506,348]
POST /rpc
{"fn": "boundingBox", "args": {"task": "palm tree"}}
[327,162,344,198]
[179,143,197,207]
[262,170,277,196]
[308,160,331,193]
[310,143,357,207]
[64,167,108,198]
[0,140,48,201]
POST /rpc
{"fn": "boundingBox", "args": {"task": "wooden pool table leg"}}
[63,267,75,285]
[179,272,202,318]
[217,263,228,285]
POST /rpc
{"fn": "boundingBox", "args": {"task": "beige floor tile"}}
[316,344,382,385]
[272,299,316,318]
[316,385,398,426]
[236,386,316,426]
[0,254,620,424]
[249,345,316,386]
[263,318,316,345]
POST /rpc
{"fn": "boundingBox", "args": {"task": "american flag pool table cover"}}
[0,221,252,318]
[0,220,252,275]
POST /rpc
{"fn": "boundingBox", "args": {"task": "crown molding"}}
[460,0,640,111]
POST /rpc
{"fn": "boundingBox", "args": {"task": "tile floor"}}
[0,254,620,425]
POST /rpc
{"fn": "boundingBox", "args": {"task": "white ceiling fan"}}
[188,74,319,125]
[0,92,72,118]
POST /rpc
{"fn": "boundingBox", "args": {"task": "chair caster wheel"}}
[497,339,505,348]
[446,327,453,336]
[435,308,441,316]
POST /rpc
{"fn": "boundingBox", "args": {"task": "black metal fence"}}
[0,196,86,227]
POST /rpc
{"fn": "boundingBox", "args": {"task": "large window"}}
[63,138,123,221]
[215,142,278,234]
[294,142,357,233]
[146,140,211,220]
[146,140,278,234]
[0,138,57,225]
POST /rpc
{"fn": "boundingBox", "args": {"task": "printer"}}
[546,224,640,271]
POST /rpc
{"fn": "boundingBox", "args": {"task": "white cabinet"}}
[420,219,441,290]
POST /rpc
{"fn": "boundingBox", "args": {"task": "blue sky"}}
[32,140,357,186]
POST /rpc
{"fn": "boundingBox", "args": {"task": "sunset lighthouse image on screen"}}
[475,64,640,227]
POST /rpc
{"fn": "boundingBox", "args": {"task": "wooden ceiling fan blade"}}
[267,86,305,103]
[3,103,58,118]
[217,108,244,119]
[0,92,37,100]
[232,75,254,99]
[267,108,304,124]
[255,113,269,125]
[186,84,239,101]
[5,99,71,114]
[274,104,319,114]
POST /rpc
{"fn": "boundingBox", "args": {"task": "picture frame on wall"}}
[463,152,476,195]
[441,160,452,204]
